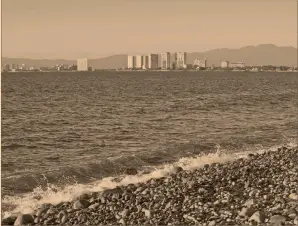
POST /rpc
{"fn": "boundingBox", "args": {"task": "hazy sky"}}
[2,0,297,59]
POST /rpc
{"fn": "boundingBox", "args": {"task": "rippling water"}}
[1,71,297,199]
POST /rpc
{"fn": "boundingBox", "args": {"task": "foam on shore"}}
[2,141,297,219]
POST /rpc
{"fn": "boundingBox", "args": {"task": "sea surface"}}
[1,71,297,216]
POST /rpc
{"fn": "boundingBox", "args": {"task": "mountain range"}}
[2,44,297,69]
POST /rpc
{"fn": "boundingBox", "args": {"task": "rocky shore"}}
[3,146,298,226]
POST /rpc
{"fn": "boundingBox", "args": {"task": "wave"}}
[2,140,297,219]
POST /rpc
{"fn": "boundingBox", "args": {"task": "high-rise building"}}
[127,56,134,69]
[142,55,149,69]
[135,55,143,69]
[194,58,207,68]
[77,58,88,71]
[175,52,187,69]
[148,54,158,69]
[161,52,171,69]
[221,61,229,68]
[132,56,137,68]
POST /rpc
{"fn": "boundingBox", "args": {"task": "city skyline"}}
[2,0,296,59]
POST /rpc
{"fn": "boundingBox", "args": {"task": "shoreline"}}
[3,145,298,226]
[2,70,298,73]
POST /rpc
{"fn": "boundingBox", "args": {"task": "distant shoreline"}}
[2,70,297,73]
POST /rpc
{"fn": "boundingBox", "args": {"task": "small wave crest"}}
[2,140,297,219]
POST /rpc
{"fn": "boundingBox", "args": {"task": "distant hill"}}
[2,44,297,69]
[186,44,297,67]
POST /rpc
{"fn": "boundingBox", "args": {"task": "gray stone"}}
[13,214,34,226]
[239,207,255,218]
[61,215,68,224]
[244,199,256,207]
[294,216,298,225]
[73,199,90,209]
[121,209,129,218]
[88,203,100,209]
[34,217,40,224]
[44,218,55,225]
[208,220,216,226]
[57,210,67,220]
[46,207,58,216]
[119,218,126,225]
[249,211,266,223]
[36,207,49,217]
[269,215,286,225]
[143,209,151,218]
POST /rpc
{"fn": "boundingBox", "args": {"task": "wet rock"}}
[249,211,265,224]
[73,199,90,209]
[2,216,17,225]
[36,207,49,217]
[46,207,58,216]
[78,193,90,200]
[124,168,138,175]
[44,217,55,225]
[13,214,34,226]
[172,166,183,174]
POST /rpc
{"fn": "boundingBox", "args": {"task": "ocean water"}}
[1,71,297,216]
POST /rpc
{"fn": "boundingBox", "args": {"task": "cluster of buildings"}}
[127,54,159,70]
[2,59,91,72]
[127,52,187,70]
[127,52,247,70]
[1,64,37,72]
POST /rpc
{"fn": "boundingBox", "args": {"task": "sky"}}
[2,0,297,59]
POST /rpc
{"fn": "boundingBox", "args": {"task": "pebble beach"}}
[3,146,298,226]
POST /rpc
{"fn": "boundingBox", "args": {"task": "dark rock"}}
[73,199,90,209]
[13,214,34,226]
[44,217,55,225]
[124,168,138,175]
[2,216,17,225]
[78,193,90,200]
[172,166,183,174]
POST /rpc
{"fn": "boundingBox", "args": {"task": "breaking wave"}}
[2,140,297,219]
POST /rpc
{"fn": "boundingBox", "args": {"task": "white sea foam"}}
[2,141,297,219]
